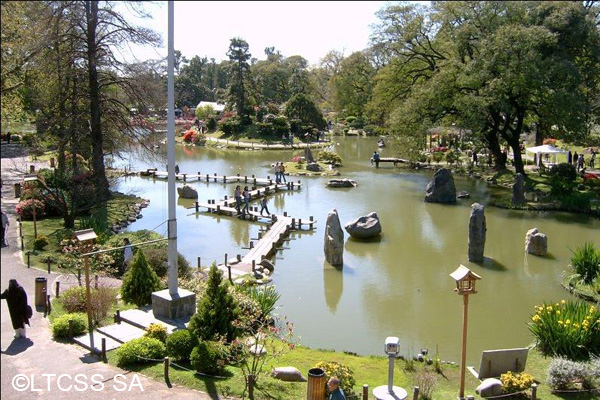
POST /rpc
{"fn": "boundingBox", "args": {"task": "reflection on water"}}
[112,137,598,363]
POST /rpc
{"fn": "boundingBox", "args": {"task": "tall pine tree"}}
[121,250,162,306]
[188,265,239,343]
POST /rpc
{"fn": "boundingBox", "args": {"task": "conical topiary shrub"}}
[188,264,239,342]
[121,249,162,306]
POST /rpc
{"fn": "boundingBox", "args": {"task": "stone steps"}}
[97,322,146,344]
[118,308,189,333]
[73,331,121,352]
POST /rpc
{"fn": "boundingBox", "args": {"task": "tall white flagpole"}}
[167,0,178,295]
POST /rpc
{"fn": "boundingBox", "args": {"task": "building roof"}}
[196,101,225,112]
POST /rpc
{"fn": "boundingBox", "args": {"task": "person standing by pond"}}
[327,377,346,400]
[1,279,30,338]
[574,151,579,167]
[260,195,270,216]
[567,150,573,165]
[590,151,596,169]
[372,151,380,168]
[1,211,9,247]
[280,162,287,183]
[234,185,242,214]
[122,238,133,273]
[577,154,585,172]
[242,186,250,216]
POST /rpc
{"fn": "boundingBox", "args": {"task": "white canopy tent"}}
[526,144,567,166]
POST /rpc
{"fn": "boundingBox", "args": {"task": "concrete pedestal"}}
[151,288,196,319]
[373,386,407,400]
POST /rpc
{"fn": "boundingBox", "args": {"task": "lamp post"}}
[23,175,38,239]
[74,228,98,352]
[450,265,481,400]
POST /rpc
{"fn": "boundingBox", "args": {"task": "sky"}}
[119,1,391,66]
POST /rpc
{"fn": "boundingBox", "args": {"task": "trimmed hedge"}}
[115,336,166,367]
[166,329,198,361]
[52,313,88,339]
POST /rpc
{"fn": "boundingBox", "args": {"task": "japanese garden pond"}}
[110,136,598,364]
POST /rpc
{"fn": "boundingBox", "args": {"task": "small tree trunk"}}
[248,374,255,400]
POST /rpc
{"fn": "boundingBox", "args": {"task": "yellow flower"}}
[590,305,596,313]
[532,315,541,323]
[556,310,561,315]
[565,319,571,325]
[547,306,553,312]
[561,299,566,304]
[558,320,564,325]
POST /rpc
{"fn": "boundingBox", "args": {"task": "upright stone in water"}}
[424,168,457,203]
[468,203,486,262]
[525,228,548,256]
[512,173,526,205]
[304,147,315,163]
[324,209,344,266]
[344,212,382,238]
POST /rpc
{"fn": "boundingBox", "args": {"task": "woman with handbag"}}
[1,279,31,338]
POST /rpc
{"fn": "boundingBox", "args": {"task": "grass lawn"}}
[19,192,144,272]
[105,343,595,399]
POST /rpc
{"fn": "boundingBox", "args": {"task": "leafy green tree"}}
[285,93,326,131]
[121,250,162,307]
[331,51,375,118]
[195,104,216,121]
[226,37,253,118]
[188,265,239,343]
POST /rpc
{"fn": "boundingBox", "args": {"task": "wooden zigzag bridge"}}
[141,168,317,281]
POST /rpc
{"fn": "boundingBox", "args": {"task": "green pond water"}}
[111,137,598,363]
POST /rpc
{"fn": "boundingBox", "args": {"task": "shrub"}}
[445,149,458,164]
[549,163,577,196]
[52,313,87,339]
[115,337,166,367]
[238,285,281,321]
[547,357,599,390]
[121,250,162,306]
[182,129,197,143]
[345,116,357,124]
[15,199,45,220]
[33,235,49,251]
[145,323,168,343]
[207,117,217,132]
[432,152,444,163]
[569,242,600,284]
[543,138,557,146]
[273,116,290,134]
[220,117,242,135]
[166,329,198,361]
[501,371,534,393]
[318,151,342,166]
[190,341,227,375]
[414,369,438,400]
[315,361,356,399]
[529,300,600,360]
[58,286,118,325]
[188,265,239,342]
[142,247,191,279]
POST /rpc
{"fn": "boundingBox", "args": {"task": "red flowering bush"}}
[431,146,448,153]
[543,138,557,146]
[192,132,206,145]
[15,199,45,220]
[182,129,197,143]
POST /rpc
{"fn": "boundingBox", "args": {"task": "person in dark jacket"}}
[1,279,30,338]
[327,377,346,400]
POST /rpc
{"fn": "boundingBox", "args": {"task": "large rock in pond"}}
[476,378,503,397]
[525,228,548,256]
[324,209,344,266]
[468,203,486,262]
[271,367,307,382]
[512,173,526,205]
[177,184,198,199]
[344,212,382,239]
[327,179,356,188]
[424,168,456,203]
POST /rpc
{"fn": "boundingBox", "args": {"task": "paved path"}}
[1,142,234,399]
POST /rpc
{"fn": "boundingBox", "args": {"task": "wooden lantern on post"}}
[74,228,98,352]
[450,265,481,400]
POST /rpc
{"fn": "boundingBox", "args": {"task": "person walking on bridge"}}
[260,195,271,216]
[242,186,250,216]
[234,185,242,214]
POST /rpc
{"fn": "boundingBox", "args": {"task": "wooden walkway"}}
[370,157,409,166]
[143,168,301,189]
[189,186,316,280]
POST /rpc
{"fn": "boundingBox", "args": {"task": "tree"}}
[226,37,253,117]
[188,265,239,343]
[195,104,216,121]
[285,93,326,130]
[121,250,162,307]
[331,51,375,118]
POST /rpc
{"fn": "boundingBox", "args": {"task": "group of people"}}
[567,150,596,172]
[234,185,271,217]
[274,162,287,184]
